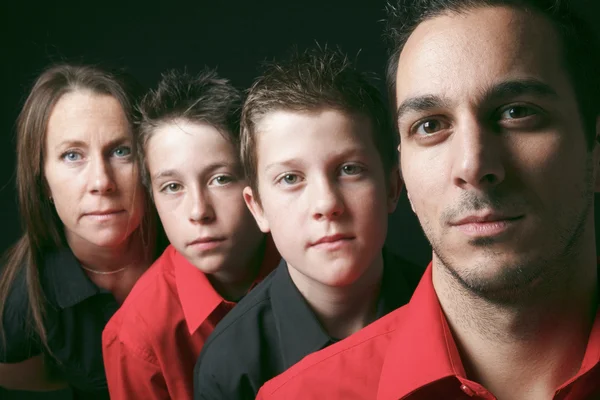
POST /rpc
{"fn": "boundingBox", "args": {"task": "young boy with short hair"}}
[102,69,279,400]
[193,47,422,400]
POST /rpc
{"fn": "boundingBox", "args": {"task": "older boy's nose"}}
[451,121,505,191]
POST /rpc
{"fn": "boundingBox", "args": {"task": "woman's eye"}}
[211,175,234,186]
[499,106,536,120]
[162,183,182,193]
[414,119,449,135]
[340,164,363,176]
[113,146,132,158]
[62,151,82,162]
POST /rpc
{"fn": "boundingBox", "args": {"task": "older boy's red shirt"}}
[102,241,279,400]
[257,265,600,400]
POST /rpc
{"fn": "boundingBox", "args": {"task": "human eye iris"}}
[113,146,132,157]
[212,175,233,185]
[62,151,82,162]
[162,183,182,193]
[414,119,447,135]
[500,105,535,120]
[281,174,298,185]
[341,164,363,175]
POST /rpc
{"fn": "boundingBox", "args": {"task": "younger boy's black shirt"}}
[193,249,423,400]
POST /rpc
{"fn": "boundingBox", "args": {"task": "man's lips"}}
[449,213,524,236]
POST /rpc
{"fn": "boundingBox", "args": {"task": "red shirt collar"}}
[174,235,280,335]
[378,264,600,400]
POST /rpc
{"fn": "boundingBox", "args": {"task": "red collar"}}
[175,235,280,334]
[377,264,600,399]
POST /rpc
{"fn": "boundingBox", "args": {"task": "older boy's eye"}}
[210,175,234,186]
[340,164,363,176]
[161,183,182,193]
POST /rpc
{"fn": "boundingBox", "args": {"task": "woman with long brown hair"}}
[0,64,161,398]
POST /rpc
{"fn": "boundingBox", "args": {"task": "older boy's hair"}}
[137,68,242,187]
[241,46,398,203]
[384,0,600,148]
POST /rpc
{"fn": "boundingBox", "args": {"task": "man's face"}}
[395,6,600,300]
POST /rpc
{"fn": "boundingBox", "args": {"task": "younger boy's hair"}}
[241,46,398,204]
[137,68,242,187]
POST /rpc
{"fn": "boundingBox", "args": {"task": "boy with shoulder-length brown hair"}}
[193,46,422,400]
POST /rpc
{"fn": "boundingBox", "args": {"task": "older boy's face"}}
[245,109,399,287]
[396,6,600,300]
[147,120,263,276]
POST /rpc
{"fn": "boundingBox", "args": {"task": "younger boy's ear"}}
[243,186,271,233]
[386,165,403,214]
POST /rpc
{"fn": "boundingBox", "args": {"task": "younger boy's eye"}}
[340,164,363,176]
[161,183,183,193]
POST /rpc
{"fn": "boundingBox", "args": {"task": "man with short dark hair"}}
[256,1,600,399]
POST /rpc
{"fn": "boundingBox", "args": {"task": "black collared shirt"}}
[193,248,423,400]
[0,248,119,399]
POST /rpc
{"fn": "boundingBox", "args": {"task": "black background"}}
[1,0,599,398]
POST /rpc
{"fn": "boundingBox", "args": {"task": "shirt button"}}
[460,384,476,396]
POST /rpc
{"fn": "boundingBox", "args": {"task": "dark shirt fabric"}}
[193,248,423,400]
[0,248,118,399]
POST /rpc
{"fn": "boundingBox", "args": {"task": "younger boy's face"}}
[245,109,400,287]
[146,120,263,276]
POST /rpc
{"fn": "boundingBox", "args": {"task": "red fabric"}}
[257,265,600,400]
[103,241,279,400]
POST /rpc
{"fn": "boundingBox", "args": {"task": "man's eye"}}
[413,119,449,135]
[499,106,536,120]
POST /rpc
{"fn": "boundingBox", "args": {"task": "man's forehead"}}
[394,6,564,103]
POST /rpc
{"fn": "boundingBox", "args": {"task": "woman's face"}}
[44,90,145,250]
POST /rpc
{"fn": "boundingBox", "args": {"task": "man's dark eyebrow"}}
[483,79,558,102]
[396,95,451,122]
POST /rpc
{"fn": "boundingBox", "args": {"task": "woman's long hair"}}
[0,64,160,355]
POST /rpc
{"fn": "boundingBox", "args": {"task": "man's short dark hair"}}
[384,0,600,147]
[137,68,241,187]
[241,46,398,204]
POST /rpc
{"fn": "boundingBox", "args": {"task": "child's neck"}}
[207,238,266,302]
[288,253,384,340]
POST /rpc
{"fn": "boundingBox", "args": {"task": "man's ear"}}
[594,117,600,192]
[386,165,403,214]
[243,186,270,233]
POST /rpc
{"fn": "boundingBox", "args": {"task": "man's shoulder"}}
[259,305,407,398]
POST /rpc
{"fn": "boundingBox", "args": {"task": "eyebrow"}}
[54,137,130,153]
[395,78,559,122]
[151,162,237,181]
